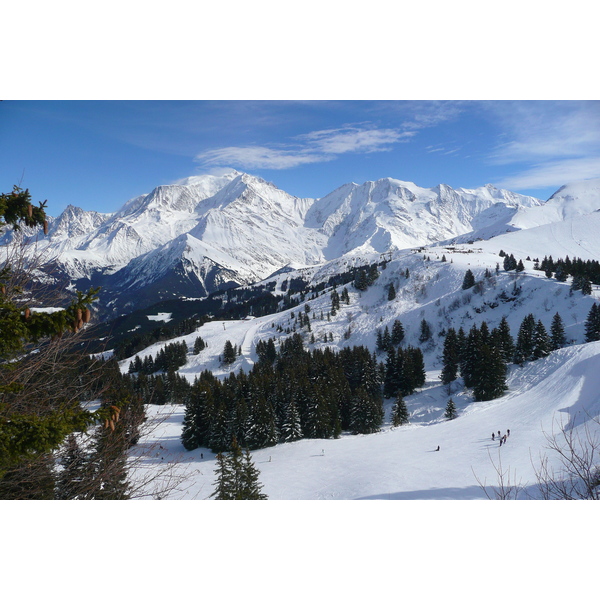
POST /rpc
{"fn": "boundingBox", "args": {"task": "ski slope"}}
[131,341,600,500]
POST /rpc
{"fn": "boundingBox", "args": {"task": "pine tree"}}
[391,393,409,426]
[533,320,551,359]
[193,336,206,354]
[494,316,515,362]
[382,326,392,351]
[444,398,457,420]
[391,319,405,345]
[419,319,432,343]
[367,264,379,286]
[550,312,567,350]
[210,452,236,500]
[223,340,237,364]
[349,387,384,434]
[239,448,268,500]
[513,313,536,364]
[440,327,459,385]
[462,269,476,290]
[279,401,303,443]
[387,283,396,301]
[354,269,369,291]
[461,325,481,387]
[473,344,507,402]
[584,304,600,342]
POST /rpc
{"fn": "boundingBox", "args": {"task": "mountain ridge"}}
[8,173,600,316]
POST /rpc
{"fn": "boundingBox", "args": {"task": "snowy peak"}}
[545,177,600,218]
[306,177,543,258]
[48,204,111,240]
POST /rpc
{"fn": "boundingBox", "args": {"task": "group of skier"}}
[492,429,510,446]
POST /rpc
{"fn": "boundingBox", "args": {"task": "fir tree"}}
[533,320,551,359]
[444,398,457,420]
[239,448,268,500]
[418,319,432,343]
[367,264,379,286]
[223,340,237,364]
[280,401,303,443]
[391,393,409,426]
[349,387,384,434]
[210,451,236,500]
[584,304,600,343]
[462,269,476,290]
[472,344,507,402]
[493,316,515,363]
[354,269,369,291]
[382,326,392,351]
[387,283,396,301]
[440,328,459,385]
[513,313,536,364]
[391,319,405,345]
[193,336,206,354]
[550,312,567,350]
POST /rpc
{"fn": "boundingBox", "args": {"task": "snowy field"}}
[130,340,600,500]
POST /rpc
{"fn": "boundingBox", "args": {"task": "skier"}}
[502,435,507,444]
[498,430,501,438]
[507,429,510,437]
[200,453,204,459]
[492,432,495,441]
[499,437,503,447]
[436,445,440,451]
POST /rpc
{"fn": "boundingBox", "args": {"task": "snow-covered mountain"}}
[15,171,563,315]
[11,172,600,319]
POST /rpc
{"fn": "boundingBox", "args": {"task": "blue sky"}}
[2,100,599,217]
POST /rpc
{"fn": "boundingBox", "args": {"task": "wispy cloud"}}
[196,145,328,170]
[494,157,600,190]
[195,124,414,170]
[297,126,414,154]
[486,101,600,189]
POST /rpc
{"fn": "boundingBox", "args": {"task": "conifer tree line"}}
[439,311,574,401]
[127,340,188,374]
[113,317,205,360]
[535,255,600,291]
[180,333,425,453]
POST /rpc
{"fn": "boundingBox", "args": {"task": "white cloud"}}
[195,125,413,170]
[487,101,600,164]
[298,127,413,154]
[493,156,600,190]
[484,101,600,190]
[196,145,329,170]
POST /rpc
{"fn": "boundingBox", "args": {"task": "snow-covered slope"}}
[507,177,600,230]
[121,229,600,499]
[135,339,600,500]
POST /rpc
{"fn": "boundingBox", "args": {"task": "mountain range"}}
[15,171,599,318]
